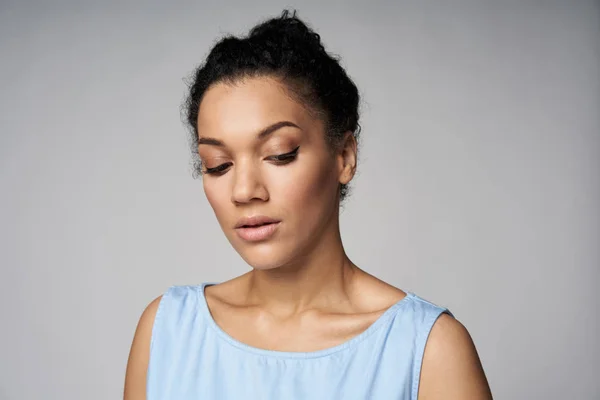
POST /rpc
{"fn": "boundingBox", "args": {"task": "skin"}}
[123,76,493,399]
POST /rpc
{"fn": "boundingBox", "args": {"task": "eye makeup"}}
[204,162,232,175]
[202,146,300,176]
[266,146,300,163]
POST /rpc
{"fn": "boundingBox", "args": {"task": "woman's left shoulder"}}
[417,313,493,399]
[352,269,408,311]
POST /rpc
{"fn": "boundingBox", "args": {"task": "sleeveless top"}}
[147,283,452,400]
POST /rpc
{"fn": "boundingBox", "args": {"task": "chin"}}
[234,241,299,271]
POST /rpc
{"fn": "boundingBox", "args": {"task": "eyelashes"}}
[268,145,300,163]
[203,146,300,176]
[203,162,230,175]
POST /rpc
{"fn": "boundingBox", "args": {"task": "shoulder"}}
[129,294,164,359]
[349,269,408,312]
[123,294,163,400]
[123,286,203,399]
[417,313,493,400]
[140,295,164,327]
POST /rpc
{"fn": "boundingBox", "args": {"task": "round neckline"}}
[196,282,414,359]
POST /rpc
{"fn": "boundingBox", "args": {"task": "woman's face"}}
[196,76,352,270]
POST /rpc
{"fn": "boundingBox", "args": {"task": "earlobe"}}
[338,131,357,185]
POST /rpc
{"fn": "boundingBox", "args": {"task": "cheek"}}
[203,178,230,223]
[271,157,338,208]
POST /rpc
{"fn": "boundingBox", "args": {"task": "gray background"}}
[1,0,598,399]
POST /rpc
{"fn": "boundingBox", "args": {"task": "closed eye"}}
[204,162,232,175]
[267,146,300,163]
[203,146,300,176]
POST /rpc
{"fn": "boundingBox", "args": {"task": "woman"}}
[124,10,492,400]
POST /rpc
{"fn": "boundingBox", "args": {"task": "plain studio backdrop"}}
[1,0,598,399]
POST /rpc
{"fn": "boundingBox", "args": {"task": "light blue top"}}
[147,283,452,400]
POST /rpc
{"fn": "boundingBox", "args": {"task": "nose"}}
[230,160,269,205]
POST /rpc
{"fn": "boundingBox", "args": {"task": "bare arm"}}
[418,313,493,400]
[123,296,162,400]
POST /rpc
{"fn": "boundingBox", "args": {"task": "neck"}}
[244,220,359,316]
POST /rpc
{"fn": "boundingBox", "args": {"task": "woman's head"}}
[184,10,361,269]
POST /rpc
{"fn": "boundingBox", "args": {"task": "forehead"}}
[197,76,318,138]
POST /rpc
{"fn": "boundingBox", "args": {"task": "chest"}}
[210,305,384,353]
[149,339,416,400]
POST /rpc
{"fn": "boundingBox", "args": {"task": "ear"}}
[337,131,358,185]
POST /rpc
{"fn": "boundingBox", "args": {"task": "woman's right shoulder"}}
[139,294,164,329]
[132,293,165,353]
[123,294,163,400]
[124,285,205,399]
[141,285,205,326]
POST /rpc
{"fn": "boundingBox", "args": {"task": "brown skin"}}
[123,76,493,399]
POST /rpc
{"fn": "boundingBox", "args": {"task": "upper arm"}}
[417,313,493,400]
[123,295,163,400]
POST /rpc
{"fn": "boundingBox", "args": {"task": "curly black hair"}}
[184,9,361,201]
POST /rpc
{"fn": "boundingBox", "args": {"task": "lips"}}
[235,215,280,229]
[234,215,281,242]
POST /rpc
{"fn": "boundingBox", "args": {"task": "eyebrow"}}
[197,120,300,147]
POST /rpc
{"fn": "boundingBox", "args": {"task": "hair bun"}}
[249,10,325,55]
